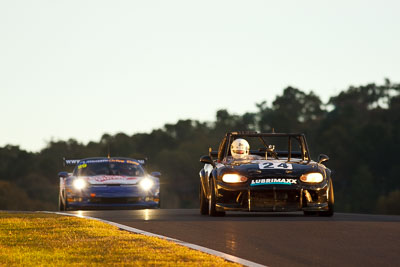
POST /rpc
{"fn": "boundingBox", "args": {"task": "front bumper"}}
[215,180,329,212]
[66,185,159,209]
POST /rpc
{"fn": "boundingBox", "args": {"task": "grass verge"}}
[0,212,240,266]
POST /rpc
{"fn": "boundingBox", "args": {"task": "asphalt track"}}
[67,209,400,267]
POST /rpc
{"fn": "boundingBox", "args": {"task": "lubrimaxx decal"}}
[259,162,293,170]
[251,178,297,186]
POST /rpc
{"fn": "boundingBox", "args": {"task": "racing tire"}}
[59,195,65,211]
[208,179,225,217]
[318,180,334,217]
[59,191,66,211]
[199,183,209,215]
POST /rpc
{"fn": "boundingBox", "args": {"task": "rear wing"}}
[63,158,81,167]
[136,159,147,165]
[62,157,147,167]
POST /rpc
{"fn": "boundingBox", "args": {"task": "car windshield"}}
[224,135,305,162]
[225,154,263,164]
[74,160,145,177]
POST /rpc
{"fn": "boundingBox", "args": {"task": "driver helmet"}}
[231,138,250,159]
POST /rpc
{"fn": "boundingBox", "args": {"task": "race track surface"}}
[67,209,400,267]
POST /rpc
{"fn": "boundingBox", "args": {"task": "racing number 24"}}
[259,162,293,170]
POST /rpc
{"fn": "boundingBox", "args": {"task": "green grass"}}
[0,212,240,266]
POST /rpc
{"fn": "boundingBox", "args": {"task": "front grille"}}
[249,189,300,211]
[89,197,140,204]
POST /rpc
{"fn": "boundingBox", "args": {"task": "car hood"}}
[219,159,322,177]
[83,175,141,185]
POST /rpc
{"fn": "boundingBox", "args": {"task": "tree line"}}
[1,79,399,214]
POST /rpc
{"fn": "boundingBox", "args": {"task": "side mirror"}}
[58,171,69,178]
[318,154,329,164]
[151,171,161,178]
[200,155,215,167]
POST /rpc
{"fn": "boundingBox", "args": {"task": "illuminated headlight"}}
[222,174,248,183]
[73,178,87,190]
[300,172,324,183]
[140,178,154,191]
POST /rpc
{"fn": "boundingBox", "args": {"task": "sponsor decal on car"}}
[78,163,87,169]
[251,178,297,186]
[109,159,125,163]
[65,159,81,165]
[77,159,141,165]
[88,175,139,183]
[81,159,109,164]
[126,160,139,165]
[258,162,293,170]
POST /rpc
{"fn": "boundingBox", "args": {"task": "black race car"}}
[199,132,334,216]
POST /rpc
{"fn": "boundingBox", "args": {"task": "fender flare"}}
[209,169,219,196]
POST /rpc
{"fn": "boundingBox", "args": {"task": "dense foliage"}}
[1,80,399,214]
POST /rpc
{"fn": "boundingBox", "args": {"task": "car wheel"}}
[199,183,209,215]
[59,191,66,211]
[208,179,225,217]
[59,195,65,211]
[318,180,334,217]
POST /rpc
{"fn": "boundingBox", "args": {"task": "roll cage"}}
[215,132,311,162]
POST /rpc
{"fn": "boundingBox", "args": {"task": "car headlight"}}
[300,172,324,183]
[222,174,248,183]
[140,178,154,191]
[73,178,87,190]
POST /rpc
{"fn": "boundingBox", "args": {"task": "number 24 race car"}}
[199,132,334,217]
[59,157,161,210]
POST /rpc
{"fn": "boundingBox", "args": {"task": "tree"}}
[0,80,399,214]
[257,87,325,133]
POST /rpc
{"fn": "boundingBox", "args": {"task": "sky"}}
[1,1,399,152]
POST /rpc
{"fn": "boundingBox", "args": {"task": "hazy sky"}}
[1,1,399,152]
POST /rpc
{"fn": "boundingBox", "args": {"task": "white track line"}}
[44,211,267,267]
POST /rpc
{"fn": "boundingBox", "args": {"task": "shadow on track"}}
[218,212,400,222]
[67,209,400,223]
